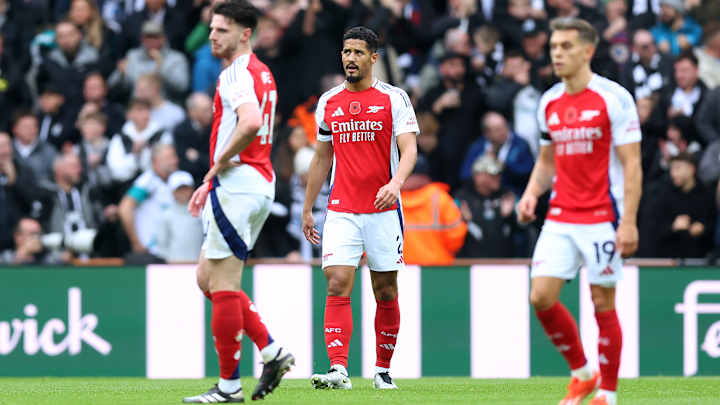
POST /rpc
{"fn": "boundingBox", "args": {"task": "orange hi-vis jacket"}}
[400,182,467,265]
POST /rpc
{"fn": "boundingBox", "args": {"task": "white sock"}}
[570,363,593,381]
[597,389,617,405]
[260,342,281,363]
[330,364,348,376]
[375,366,389,374]
[218,377,242,394]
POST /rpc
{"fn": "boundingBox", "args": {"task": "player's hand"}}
[302,210,320,245]
[516,193,537,224]
[188,182,210,218]
[202,159,241,184]
[616,221,639,258]
[375,180,401,210]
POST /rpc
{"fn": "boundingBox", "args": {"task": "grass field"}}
[1,377,718,405]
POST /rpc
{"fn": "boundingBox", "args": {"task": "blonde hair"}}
[69,0,104,50]
[550,17,599,46]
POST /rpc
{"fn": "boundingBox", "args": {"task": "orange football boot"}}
[557,371,600,405]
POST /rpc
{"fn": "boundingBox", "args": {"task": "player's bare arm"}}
[302,141,334,245]
[202,103,263,183]
[517,144,555,224]
[615,141,642,257]
[374,132,417,210]
[118,195,146,253]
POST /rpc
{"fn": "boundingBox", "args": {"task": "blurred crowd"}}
[1,0,720,265]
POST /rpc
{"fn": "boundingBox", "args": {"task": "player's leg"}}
[364,210,404,389]
[530,222,598,405]
[579,222,623,405]
[311,211,363,390]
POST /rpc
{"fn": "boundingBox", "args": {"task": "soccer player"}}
[182,1,294,402]
[516,18,642,405]
[302,26,419,390]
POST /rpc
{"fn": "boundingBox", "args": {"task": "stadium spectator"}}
[133,73,186,131]
[695,86,720,145]
[0,217,62,264]
[521,27,553,91]
[484,50,532,120]
[36,84,78,150]
[455,154,516,258]
[600,0,631,71]
[74,111,114,199]
[287,146,328,261]
[401,156,466,265]
[67,0,121,77]
[416,112,443,181]
[694,28,720,89]
[82,72,126,137]
[173,92,210,185]
[119,0,188,55]
[650,0,702,56]
[12,112,57,188]
[469,25,503,89]
[659,51,707,120]
[619,29,673,100]
[419,52,484,188]
[0,132,47,250]
[0,33,32,132]
[496,0,548,51]
[156,170,202,262]
[649,152,716,258]
[429,0,484,43]
[31,19,99,109]
[460,111,535,196]
[118,143,177,256]
[646,116,702,182]
[699,137,720,187]
[106,98,172,184]
[109,20,190,103]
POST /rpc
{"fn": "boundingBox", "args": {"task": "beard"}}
[346,73,363,83]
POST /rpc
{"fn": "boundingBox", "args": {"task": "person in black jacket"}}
[648,152,716,258]
[119,0,188,55]
[173,93,210,185]
[0,33,31,132]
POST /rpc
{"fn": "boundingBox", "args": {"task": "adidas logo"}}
[600,266,614,276]
[599,353,609,365]
[380,331,398,338]
[331,107,344,117]
[548,112,560,126]
[327,339,343,348]
[556,344,570,352]
[379,343,395,351]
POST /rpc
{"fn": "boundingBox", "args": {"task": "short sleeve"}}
[222,68,259,112]
[127,172,154,203]
[537,93,552,146]
[315,95,332,142]
[607,86,642,146]
[391,89,419,136]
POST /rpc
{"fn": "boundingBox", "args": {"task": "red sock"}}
[237,290,273,350]
[324,296,352,368]
[375,296,400,368]
[596,310,622,391]
[536,301,587,370]
[211,291,244,379]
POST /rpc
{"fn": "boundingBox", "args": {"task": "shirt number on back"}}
[257,89,277,145]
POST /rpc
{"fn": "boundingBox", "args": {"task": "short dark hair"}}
[550,17,599,46]
[212,0,259,31]
[670,151,696,166]
[342,26,379,53]
[128,98,152,110]
[674,50,699,66]
[11,110,36,128]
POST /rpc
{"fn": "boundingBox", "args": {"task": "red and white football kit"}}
[531,74,641,285]
[315,79,419,271]
[202,53,278,260]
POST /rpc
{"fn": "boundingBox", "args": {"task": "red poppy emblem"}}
[349,101,361,115]
[564,106,578,124]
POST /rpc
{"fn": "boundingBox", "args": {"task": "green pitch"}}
[0,377,718,405]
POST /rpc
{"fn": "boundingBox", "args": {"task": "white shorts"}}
[201,185,272,260]
[531,220,622,286]
[321,210,405,271]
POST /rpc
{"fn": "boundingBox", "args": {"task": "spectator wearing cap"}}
[454,154,517,258]
[109,20,189,103]
[418,52,485,188]
[694,28,720,89]
[619,29,674,100]
[400,155,467,265]
[644,152,715,258]
[155,170,202,262]
[31,19,99,110]
[459,111,535,196]
[650,0,702,56]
